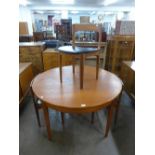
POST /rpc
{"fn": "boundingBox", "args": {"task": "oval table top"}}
[32,66,122,113]
[58,45,98,54]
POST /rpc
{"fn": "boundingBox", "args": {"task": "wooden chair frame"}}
[59,24,102,89]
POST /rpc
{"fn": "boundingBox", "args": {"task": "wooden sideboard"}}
[120,61,135,99]
[43,48,73,71]
[19,42,46,75]
[105,35,135,76]
[19,62,33,104]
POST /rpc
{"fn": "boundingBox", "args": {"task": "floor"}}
[19,60,135,155]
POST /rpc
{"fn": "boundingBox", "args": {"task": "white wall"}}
[19,6,33,35]
[68,14,80,23]
[128,10,135,20]
[32,13,47,22]
[31,10,135,36]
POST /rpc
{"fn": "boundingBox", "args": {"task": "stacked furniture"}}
[55,19,72,41]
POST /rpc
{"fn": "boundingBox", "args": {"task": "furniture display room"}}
[19,0,135,155]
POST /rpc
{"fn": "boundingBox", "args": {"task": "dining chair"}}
[58,24,102,89]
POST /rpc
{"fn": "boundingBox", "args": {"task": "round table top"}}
[32,66,122,113]
[58,45,98,54]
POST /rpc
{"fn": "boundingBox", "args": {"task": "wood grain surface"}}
[32,66,122,113]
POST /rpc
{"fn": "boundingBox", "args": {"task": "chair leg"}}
[59,54,62,83]
[96,55,100,80]
[33,102,41,127]
[91,112,95,124]
[104,105,114,137]
[61,112,65,128]
[31,88,41,127]
[80,54,84,89]
[72,57,75,74]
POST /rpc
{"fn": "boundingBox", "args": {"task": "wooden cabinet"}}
[120,61,135,98]
[43,48,73,71]
[19,62,33,104]
[105,35,135,76]
[19,42,46,75]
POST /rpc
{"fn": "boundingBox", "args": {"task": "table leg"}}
[42,103,52,140]
[80,54,84,89]
[91,112,95,124]
[114,92,122,126]
[59,54,62,83]
[31,87,41,127]
[96,55,100,80]
[104,105,114,137]
[61,112,65,128]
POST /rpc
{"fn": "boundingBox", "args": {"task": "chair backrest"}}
[72,24,102,49]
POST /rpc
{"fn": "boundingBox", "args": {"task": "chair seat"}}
[58,45,99,54]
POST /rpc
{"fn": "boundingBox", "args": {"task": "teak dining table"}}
[31,65,122,140]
